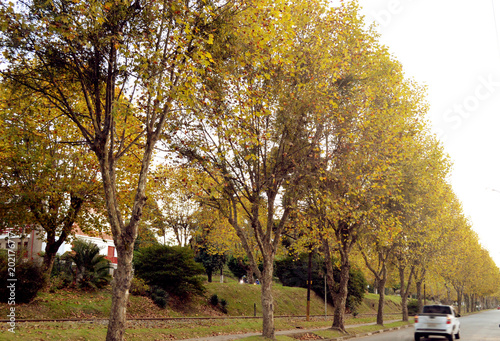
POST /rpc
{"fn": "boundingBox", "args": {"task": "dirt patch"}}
[167,295,225,317]
[291,332,324,340]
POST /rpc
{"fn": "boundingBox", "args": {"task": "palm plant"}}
[69,239,112,290]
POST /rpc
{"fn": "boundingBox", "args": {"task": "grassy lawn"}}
[0,316,413,340]
[0,282,339,320]
[0,277,408,340]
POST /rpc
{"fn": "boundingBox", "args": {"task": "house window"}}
[107,246,115,258]
[106,246,117,264]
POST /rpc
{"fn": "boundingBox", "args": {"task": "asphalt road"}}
[356,309,500,341]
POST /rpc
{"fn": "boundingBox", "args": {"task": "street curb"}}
[308,323,413,341]
[180,321,414,340]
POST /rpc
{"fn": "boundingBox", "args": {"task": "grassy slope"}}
[0,279,406,340]
[0,283,337,320]
[0,319,412,341]
[1,280,402,320]
[203,281,337,317]
[357,293,402,315]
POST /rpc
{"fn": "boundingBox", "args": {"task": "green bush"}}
[130,277,149,296]
[152,295,167,309]
[50,254,73,289]
[210,294,219,306]
[0,253,44,303]
[408,299,419,315]
[220,298,228,314]
[150,286,168,309]
[133,244,205,299]
[48,276,66,292]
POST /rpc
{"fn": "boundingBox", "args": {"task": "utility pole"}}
[306,251,312,321]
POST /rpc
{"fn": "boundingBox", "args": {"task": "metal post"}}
[306,252,312,321]
[324,274,327,319]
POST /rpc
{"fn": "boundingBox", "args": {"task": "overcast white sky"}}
[353,0,500,266]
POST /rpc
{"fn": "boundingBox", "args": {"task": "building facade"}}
[0,227,118,273]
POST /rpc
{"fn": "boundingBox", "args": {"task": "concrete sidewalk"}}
[180,320,412,341]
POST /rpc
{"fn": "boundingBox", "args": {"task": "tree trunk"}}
[260,259,275,339]
[207,269,213,283]
[373,278,379,294]
[101,150,150,340]
[400,289,409,321]
[42,250,57,278]
[332,254,350,332]
[376,272,387,325]
[306,251,312,321]
[106,245,134,341]
[40,200,80,280]
[398,264,414,320]
[416,281,423,313]
[455,287,462,314]
[444,284,451,305]
[360,248,389,326]
[246,268,255,284]
[322,238,337,320]
[41,228,71,285]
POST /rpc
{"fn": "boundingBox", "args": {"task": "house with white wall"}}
[53,227,118,272]
[0,226,118,273]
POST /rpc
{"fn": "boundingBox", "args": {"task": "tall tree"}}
[171,0,342,336]
[301,10,428,331]
[392,135,452,319]
[149,165,202,246]
[0,87,104,277]
[437,212,484,315]
[0,1,231,339]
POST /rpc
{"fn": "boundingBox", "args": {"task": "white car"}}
[414,305,460,341]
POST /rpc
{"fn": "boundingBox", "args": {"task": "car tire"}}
[455,331,460,339]
[414,333,420,341]
[447,333,455,341]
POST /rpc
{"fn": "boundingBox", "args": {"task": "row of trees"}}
[0,0,498,340]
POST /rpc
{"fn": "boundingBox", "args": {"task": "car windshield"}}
[423,306,452,314]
